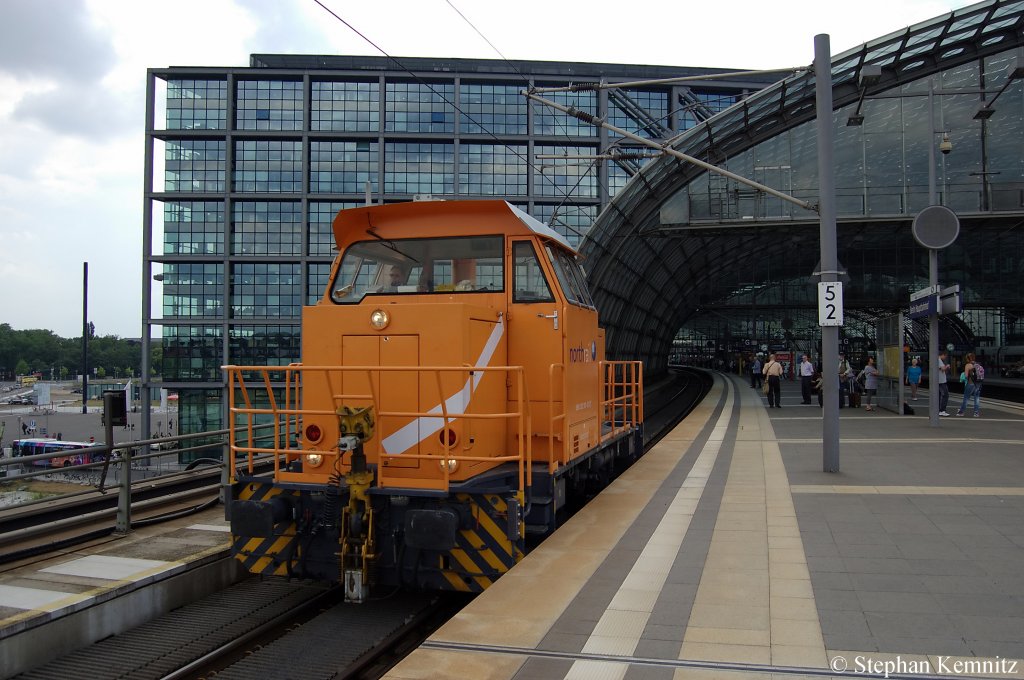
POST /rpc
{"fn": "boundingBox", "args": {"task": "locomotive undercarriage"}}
[228,425,642,597]
[524,424,644,536]
[230,467,526,595]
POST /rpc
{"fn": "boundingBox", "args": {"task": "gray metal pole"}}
[141,72,155,459]
[815,34,840,472]
[82,263,88,414]
[107,392,131,534]
[927,82,940,427]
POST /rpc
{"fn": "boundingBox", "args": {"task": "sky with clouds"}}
[0,0,975,338]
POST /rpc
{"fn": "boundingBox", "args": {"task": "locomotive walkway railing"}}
[601,360,644,440]
[547,360,644,469]
[225,364,533,494]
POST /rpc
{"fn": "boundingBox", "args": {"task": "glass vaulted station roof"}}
[583,0,1024,374]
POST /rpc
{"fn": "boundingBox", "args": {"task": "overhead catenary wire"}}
[524,91,819,214]
[311,0,594,208]
[443,0,737,235]
[441,0,603,233]
[528,68,802,95]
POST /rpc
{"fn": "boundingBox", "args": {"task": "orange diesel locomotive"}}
[226,199,642,601]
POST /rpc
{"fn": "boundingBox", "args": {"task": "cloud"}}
[12,82,136,139]
[0,0,115,82]
[0,0,127,140]
[235,0,332,53]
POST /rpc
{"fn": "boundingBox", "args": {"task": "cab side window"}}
[512,241,554,303]
[546,246,595,309]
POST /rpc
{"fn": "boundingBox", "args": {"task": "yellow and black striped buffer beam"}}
[231,482,298,577]
[440,494,524,592]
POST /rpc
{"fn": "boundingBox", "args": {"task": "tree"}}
[0,327,143,381]
[97,366,107,379]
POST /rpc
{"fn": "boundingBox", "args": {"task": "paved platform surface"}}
[769,379,1024,663]
[388,373,1024,679]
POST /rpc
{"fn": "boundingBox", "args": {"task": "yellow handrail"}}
[225,364,531,494]
[598,360,644,442]
[547,363,567,472]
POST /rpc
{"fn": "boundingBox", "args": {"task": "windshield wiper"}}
[365,229,420,263]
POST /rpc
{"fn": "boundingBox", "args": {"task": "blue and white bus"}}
[12,438,99,468]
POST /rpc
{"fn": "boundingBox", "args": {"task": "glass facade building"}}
[144,56,767,438]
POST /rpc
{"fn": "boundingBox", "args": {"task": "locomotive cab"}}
[226,200,642,597]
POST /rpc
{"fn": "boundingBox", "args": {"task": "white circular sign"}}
[912,206,959,250]
[946,343,954,352]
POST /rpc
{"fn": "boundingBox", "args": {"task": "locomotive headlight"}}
[369,308,390,330]
[306,452,324,468]
[439,458,459,473]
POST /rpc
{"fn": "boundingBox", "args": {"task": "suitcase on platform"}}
[849,391,861,408]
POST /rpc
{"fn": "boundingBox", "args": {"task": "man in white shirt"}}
[799,354,815,404]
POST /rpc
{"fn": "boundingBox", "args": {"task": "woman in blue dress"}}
[907,357,922,401]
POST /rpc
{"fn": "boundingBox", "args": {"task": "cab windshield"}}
[330,235,504,304]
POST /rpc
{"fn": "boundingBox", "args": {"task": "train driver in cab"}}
[379,265,406,293]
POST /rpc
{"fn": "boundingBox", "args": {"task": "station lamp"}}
[846,65,882,126]
[973,65,1024,120]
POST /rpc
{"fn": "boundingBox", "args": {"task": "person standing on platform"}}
[837,352,851,408]
[763,354,784,408]
[799,354,815,404]
[971,357,984,416]
[907,357,922,401]
[750,355,763,389]
[956,352,980,417]
[857,356,880,411]
[937,350,951,416]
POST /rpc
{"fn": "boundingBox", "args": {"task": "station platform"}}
[387,374,1024,679]
[0,506,236,678]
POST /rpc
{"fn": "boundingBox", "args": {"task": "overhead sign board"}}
[908,295,936,319]
[817,282,844,327]
[909,284,961,318]
[938,284,962,315]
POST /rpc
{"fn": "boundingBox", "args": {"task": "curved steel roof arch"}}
[582,0,1024,375]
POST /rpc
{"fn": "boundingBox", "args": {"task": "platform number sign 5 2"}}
[817,282,844,327]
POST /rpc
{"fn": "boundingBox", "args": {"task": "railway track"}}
[0,469,220,564]
[9,576,453,680]
[0,460,277,565]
